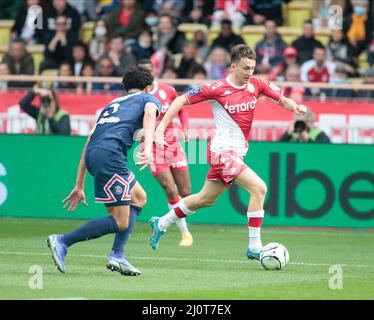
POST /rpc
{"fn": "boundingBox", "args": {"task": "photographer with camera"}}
[18,87,71,135]
[279,110,330,143]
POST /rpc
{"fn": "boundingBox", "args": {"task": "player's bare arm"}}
[63,135,90,212]
[156,95,189,145]
[136,102,158,170]
[278,96,307,116]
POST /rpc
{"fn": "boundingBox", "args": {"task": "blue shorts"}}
[85,148,137,207]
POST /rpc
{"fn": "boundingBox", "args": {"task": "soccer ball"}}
[260,242,289,270]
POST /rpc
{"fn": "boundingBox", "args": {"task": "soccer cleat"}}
[246,247,260,261]
[46,234,67,273]
[179,234,193,247]
[106,253,141,276]
[149,216,165,250]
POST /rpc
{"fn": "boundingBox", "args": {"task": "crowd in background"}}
[0,0,373,99]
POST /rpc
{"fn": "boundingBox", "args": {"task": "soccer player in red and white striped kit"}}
[149,44,307,259]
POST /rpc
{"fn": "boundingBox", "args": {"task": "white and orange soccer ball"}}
[260,242,289,270]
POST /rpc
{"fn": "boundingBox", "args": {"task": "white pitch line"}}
[0,250,373,269]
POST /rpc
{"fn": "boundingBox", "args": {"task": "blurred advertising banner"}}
[1,92,373,143]
[0,135,373,228]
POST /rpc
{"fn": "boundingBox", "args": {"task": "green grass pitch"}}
[0,217,373,300]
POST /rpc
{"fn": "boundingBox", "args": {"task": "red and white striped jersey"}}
[184,76,283,156]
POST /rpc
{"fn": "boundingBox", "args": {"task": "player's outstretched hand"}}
[63,187,88,212]
[136,152,151,171]
[294,104,307,116]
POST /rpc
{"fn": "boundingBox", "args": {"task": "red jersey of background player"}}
[150,81,188,142]
[185,76,283,156]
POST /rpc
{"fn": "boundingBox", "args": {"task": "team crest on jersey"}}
[187,87,201,97]
[247,83,255,93]
[269,83,281,91]
[159,90,167,100]
[114,185,123,195]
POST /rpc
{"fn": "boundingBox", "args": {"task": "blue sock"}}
[111,204,142,255]
[62,215,119,247]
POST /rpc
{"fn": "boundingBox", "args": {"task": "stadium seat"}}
[286,1,312,28]
[39,68,58,89]
[0,44,8,61]
[80,21,95,44]
[177,23,208,41]
[241,25,265,48]
[314,26,331,46]
[0,20,14,46]
[277,26,302,44]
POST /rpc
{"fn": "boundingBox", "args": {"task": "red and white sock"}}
[247,210,264,253]
[158,200,194,231]
[167,198,191,236]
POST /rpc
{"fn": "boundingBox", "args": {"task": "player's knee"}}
[116,218,129,231]
[251,181,267,200]
[178,184,191,197]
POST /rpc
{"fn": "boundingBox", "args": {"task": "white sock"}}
[247,210,264,253]
[175,218,191,237]
[158,200,194,231]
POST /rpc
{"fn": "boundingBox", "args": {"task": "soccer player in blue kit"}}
[46,67,161,276]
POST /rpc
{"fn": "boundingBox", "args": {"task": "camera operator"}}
[18,87,71,135]
[279,110,330,143]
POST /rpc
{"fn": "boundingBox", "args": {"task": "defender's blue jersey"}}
[87,91,161,158]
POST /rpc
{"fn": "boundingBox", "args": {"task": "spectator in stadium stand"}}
[282,64,305,102]
[67,0,98,22]
[211,0,249,29]
[40,15,75,73]
[1,39,35,88]
[89,19,111,62]
[130,29,154,60]
[343,0,374,56]
[18,87,71,135]
[187,65,208,90]
[144,10,159,33]
[93,57,123,92]
[173,40,203,79]
[180,0,214,25]
[11,0,45,45]
[104,0,145,40]
[279,110,330,143]
[247,0,291,26]
[43,0,81,42]
[276,46,299,81]
[210,19,246,54]
[254,20,287,79]
[76,62,95,93]
[160,66,185,92]
[327,65,353,98]
[355,68,374,99]
[194,30,210,62]
[204,47,230,80]
[0,62,10,92]
[53,62,76,90]
[71,41,93,76]
[292,20,324,65]
[153,13,186,54]
[152,0,186,18]
[326,29,358,76]
[96,35,136,77]
[300,46,336,97]
[367,31,374,67]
